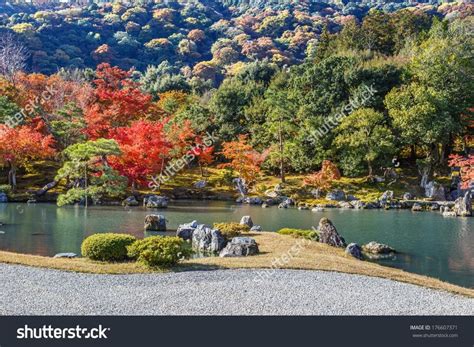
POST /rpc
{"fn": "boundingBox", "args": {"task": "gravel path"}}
[0,264,472,315]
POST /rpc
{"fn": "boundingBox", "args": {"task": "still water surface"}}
[0,201,472,288]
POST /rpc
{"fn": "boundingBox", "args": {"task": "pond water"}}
[0,201,472,288]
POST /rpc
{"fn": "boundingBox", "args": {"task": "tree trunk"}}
[8,163,17,191]
[367,160,373,177]
[410,145,417,161]
[278,120,285,183]
[198,162,204,177]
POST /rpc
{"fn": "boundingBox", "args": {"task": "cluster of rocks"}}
[175,215,260,258]
[235,186,472,218]
[144,214,167,231]
[313,217,396,261]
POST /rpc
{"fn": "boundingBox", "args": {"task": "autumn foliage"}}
[304,160,341,190]
[219,134,265,186]
[85,63,152,138]
[448,154,474,189]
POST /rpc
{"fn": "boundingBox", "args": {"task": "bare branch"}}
[0,32,29,84]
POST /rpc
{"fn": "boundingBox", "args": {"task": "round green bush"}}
[81,233,136,262]
[127,236,192,268]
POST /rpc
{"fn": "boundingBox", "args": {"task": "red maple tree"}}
[448,154,474,189]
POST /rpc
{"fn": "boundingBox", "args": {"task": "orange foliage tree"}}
[0,123,56,189]
[304,160,341,190]
[448,154,474,189]
[85,63,152,138]
[219,134,265,186]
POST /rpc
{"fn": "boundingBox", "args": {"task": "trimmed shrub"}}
[0,184,12,194]
[213,222,250,239]
[81,233,136,261]
[127,236,192,268]
[277,228,319,241]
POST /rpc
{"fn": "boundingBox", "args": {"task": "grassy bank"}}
[0,232,472,298]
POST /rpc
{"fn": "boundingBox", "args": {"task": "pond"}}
[0,201,473,288]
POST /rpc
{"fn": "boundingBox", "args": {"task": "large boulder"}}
[379,190,393,204]
[144,214,167,231]
[0,193,7,203]
[362,241,395,254]
[122,196,139,207]
[345,243,363,260]
[325,190,346,201]
[317,218,346,248]
[453,192,472,217]
[145,195,168,208]
[220,237,259,257]
[240,215,254,228]
[192,224,226,253]
[350,201,366,209]
[176,220,198,240]
[424,181,446,201]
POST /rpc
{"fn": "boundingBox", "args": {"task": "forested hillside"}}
[0,1,472,204]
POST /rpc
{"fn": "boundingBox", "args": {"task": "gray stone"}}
[122,196,139,207]
[350,201,366,209]
[219,237,259,257]
[26,199,37,204]
[345,243,363,260]
[338,201,353,209]
[362,241,396,254]
[430,203,440,211]
[192,225,226,253]
[145,195,168,208]
[194,180,207,189]
[310,188,322,199]
[53,253,77,259]
[261,203,269,208]
[453,191,472,217]
[0,193,7,203]
[317,218,346,248]
[176,220,198,240]
[278,203,287,209]
[250,225,262,232]
[346,195,358,201]
[312,206,324,212]
[298,205,309,210]
[240,215,254,228]
[379,190,393,203]
[144,214,167,231]
[402,192,414,201]
[325,190,346,201]
[411,203,423,212]
[243,197,263,205]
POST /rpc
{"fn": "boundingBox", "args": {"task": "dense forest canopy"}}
[0,0,473,204]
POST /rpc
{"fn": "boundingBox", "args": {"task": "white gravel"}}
[0,264,472,315]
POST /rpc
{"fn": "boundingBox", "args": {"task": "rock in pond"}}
[350,201,366,209]
[122,196,139,207]
[345,243,363,260]
[0,193,8,203]
[362,241,395,254]
[240,215,254,228]
[312,206,324,212]
[261,203,269,208]
[411,203,423,212]
[243,197,263,205]
[177,220,198,240]
[144,214,167,231]
[54,253,77,259]
[220,237,259,257]
[192,224,226,253]
[145,195,168,208]
[298,205,309,210]
[453,192,472,217]
[325,190,346,201]
[338,201,353,209]
[317,218,346,248]
[250,225,262,232]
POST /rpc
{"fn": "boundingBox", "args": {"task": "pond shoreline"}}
[0,232,473,298]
